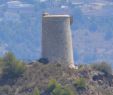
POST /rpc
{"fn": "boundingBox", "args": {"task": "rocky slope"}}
[0,62,112,95]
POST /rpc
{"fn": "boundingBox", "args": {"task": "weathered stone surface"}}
[41,13,75,67]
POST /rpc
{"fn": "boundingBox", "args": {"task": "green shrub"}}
[47,79,61,92]
[47,79,75,95]
[33,87,40,95]
[1,52,26,78]
[74,77,86,89]
[51,83,62,95]
[91,62,112,75]
[52,86,74,95]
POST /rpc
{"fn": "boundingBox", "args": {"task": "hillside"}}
[0,60,112,95]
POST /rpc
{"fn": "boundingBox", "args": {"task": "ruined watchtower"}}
[41,13,75,68]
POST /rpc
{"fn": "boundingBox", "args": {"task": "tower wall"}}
[42,14,75,67]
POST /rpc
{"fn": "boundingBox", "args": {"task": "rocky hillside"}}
[0,59,112,95]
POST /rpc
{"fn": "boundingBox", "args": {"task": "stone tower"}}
[41,13,75,68]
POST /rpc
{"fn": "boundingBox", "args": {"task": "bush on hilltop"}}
[0,52,26,79]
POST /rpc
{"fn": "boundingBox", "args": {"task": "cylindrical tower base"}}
[41,13,75,68]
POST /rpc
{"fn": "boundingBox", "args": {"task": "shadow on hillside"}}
[0,74,23,86]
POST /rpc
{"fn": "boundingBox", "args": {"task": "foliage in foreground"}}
[33,87,40,95]
[31,79,75,95]
[47,79,75,95]
[74,77,86,89]
[0,52,26,79]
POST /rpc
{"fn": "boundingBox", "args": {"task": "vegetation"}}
[52,86,74,95]
[74,77,86,89]
[0,54,112,95]
[47,79,58,92]
[91,62,112,75]
[33,87,40,95]
[0,52,26,79]
[47,79,75,95]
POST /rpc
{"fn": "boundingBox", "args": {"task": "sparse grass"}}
[91,62,112,75]
[0,56,112,95]
[74,77,86,89]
